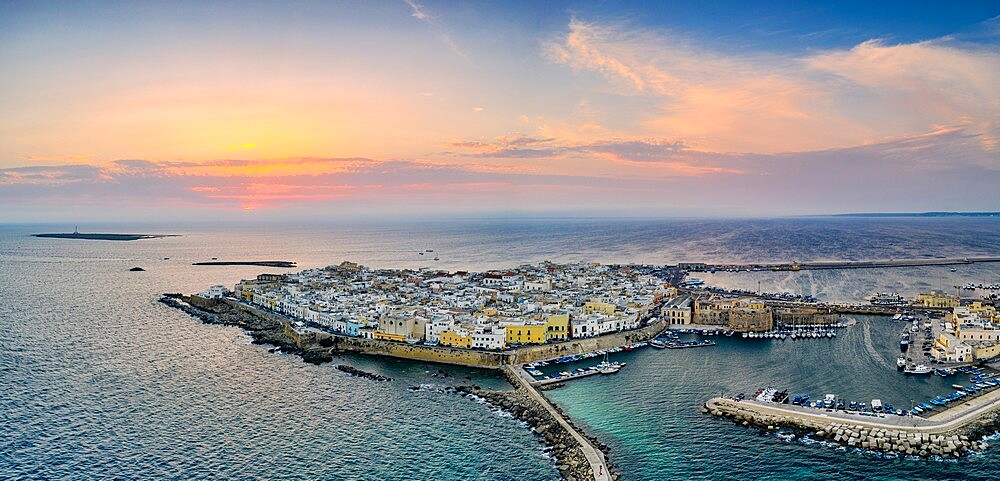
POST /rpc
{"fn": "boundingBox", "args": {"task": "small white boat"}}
[905,364,932,375]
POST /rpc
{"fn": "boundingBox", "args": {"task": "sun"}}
[242,204,254,211]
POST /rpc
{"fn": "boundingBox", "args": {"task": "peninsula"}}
[161,258,1000,473]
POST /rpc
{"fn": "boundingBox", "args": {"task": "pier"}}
[508,366,611,481]
[532,366,605,386]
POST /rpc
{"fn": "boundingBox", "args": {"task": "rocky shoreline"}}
[158,294,332,364]
[336,364,392,381]
[704,400,997,458]
[456,371,620,481]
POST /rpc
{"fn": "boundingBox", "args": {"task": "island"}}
[33,232,176,241]
[193,261,297,268]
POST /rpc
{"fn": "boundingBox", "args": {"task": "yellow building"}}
[971,340,1000,361]
[915,291,960,308]
[440,330,472,348]
[968,301,998,320]
[372,331,406,342]
[583,300,616,315]
[506,323,547,345]
[544,314,570,341]
[729,307,773,332]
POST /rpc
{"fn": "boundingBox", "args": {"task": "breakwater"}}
[704,397,1000,458]
[458,367,617,481]
[684,256,1000,273]
[335,364,392,381]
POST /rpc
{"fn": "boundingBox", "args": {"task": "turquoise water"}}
[2,217,1000,479]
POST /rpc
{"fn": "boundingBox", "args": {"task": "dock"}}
[533,367,606,386]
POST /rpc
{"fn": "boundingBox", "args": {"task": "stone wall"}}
[329,335,507,368]
[508,318,667,365]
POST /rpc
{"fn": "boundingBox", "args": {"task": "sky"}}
[1,0,999,221]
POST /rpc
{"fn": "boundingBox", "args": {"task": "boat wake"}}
[862,321,893,371]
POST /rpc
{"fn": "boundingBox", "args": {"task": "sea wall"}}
[327,335,507,368]
[704,398,992,458]
[213,297,667,368]
[508,319,668,365]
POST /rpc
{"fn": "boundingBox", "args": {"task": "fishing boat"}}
[904,364,932,375]
[649,339,666,349]
[869,292,907,307]
[897,356,906,370]
[597,353,623,374]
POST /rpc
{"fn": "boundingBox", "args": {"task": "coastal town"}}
[189,262,1000,365]
[163,259,1000,476]
[191,262,988,360]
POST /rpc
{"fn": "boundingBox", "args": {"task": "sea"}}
[3,216,1000,480]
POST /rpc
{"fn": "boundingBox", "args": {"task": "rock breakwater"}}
[457,383,619,481]
[705,399,994,458]
[336,364,392,381]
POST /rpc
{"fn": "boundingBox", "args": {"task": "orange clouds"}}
[160,158,374,178]
[546,19,1000,155]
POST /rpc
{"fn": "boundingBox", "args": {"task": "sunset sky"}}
[2,1,998,221]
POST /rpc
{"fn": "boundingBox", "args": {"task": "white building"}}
[425,318,454,343]
[571,315,601,338]
[199,285,228,299]
[472,326,506,350]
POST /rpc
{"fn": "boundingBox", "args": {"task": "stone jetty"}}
[704,397,998,458]
[458,367,618,481]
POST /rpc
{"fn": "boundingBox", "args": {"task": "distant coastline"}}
[33,232,177,241]
[833,212,1000,218]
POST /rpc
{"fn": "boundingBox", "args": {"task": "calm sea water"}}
[3,217,1000,480]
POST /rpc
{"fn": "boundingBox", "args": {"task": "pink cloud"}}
[546,19,1000,155]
